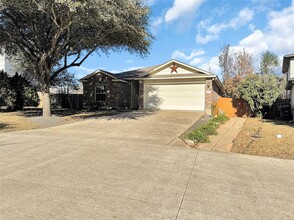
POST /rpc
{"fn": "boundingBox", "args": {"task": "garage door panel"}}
[144,83,205,110]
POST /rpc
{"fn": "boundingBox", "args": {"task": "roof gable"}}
[79,60,216,81]
[116,60,215,80]
[148,59,214,77]
[79,70,127,83]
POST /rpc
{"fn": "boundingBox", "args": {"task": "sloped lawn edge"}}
[186,114,229,145]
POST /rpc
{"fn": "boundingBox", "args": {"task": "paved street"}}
[0,111,293,219]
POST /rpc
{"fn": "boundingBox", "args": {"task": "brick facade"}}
[205,79,223,115]
[82,73,131,109]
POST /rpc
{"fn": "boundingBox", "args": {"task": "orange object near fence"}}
[213,97,251,117]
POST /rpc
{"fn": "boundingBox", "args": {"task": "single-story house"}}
[282,54,294,116]
[80,59,224,115]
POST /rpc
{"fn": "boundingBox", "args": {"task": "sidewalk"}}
[198,117,246,153]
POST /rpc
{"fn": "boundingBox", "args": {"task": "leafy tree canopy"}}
[0,0,152,116]
[237,74,281,117]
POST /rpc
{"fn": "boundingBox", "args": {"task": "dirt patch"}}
[232,118,294,160]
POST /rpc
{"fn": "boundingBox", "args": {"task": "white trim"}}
[112,79,129,83]
[125,75,216,81]
[149,59,213,75]
[80,70,128,83]
[144,79,205,85]
[95,83,106,102]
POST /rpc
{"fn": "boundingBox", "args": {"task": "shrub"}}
[0,71,39,110]
[211,114,229,124]
[188,130,209,143]
[201,121,218,135]
[187,114,229,144]
[237,74,281,117]
[0,71,16,108]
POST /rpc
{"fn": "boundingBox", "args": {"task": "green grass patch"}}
[187,114,229,144]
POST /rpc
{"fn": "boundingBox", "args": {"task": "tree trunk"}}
[42,92,51,117]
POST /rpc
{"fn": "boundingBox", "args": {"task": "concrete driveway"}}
[0,111,294,219]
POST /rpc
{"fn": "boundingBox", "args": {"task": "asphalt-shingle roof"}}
[115,65,160,79]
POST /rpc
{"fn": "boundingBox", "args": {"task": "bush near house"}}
[0,71,39,110]
[0,71,16,108]
[187,114,229,144]
[237,74,281,117]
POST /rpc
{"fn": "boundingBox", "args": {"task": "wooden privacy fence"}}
[50,94,83,109]
[213,97,251,117]
[263,99,291,119]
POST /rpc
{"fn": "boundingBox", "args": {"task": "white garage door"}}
[144,83,205,110]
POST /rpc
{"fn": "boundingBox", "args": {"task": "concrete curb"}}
[178,113,210,146]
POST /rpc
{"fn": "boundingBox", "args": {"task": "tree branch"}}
[50,49,95,81]
[3,10,41,58]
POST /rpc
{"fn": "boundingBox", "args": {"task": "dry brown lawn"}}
[232,118,294,160]
[0,112,40,132]
[0,109,119,132]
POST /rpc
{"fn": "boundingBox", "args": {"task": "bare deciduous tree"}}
[219,46,254,97]
[218,44,233,82]
[260,50,279,75]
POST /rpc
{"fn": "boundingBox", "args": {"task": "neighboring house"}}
[282,54,294,116]
[80,60,224,115]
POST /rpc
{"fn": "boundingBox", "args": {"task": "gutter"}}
[124,75,217,81]
[212,77,225,94]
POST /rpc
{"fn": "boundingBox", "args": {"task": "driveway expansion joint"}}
[174,151,198,220]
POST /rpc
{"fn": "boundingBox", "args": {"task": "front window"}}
[95,84,106,102]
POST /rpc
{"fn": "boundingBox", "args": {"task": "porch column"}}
[138,80,144,109]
